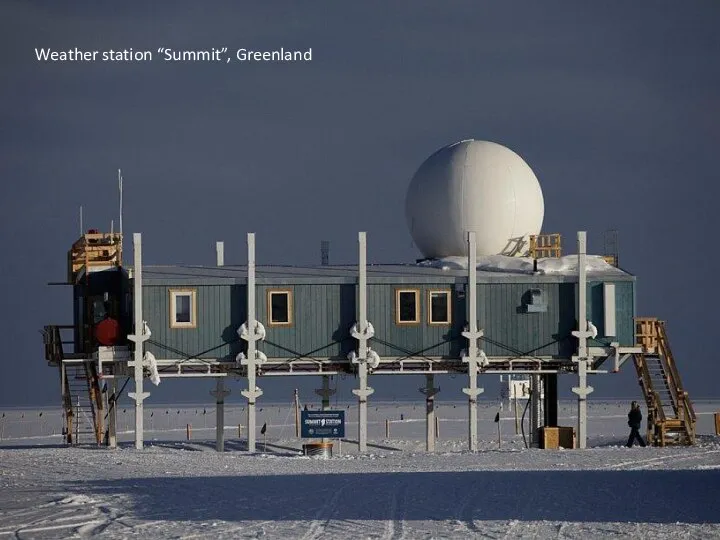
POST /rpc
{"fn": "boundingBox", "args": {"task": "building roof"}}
[139,261,635,286]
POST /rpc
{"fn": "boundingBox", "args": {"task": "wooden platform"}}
[67,231,122,283]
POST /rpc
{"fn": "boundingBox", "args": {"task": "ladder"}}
[61,362,105,445]
[633,318,696,446]
[46,325,106,445]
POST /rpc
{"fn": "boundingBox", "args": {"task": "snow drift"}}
[418,254,622,275]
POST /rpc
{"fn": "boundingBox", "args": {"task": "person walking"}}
[627,401,646,447]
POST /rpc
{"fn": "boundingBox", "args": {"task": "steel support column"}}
[543,373,558,428]
[127,233,150,450]
[315,375,335,443]
[211,378,230,452]
[462,231,484,452]
[572,231,594,449]
[352,232,374,453]
[108,376,117,448]
[420,374,439,452]
[241,233,263,453]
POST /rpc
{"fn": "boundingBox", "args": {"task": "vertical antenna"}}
[79,205,83,236]
[321,240,329,266]
[118,168,123,237]
[111,219,114,235]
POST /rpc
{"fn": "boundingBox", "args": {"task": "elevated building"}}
[43,140,696,451]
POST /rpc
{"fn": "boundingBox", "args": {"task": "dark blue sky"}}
[1,1,718,407]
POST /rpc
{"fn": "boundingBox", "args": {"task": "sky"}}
[1,1,719,408]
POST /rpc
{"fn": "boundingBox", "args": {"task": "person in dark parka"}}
[627,401,646,447]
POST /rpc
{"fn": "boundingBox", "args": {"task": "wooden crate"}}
[541,426,576,449]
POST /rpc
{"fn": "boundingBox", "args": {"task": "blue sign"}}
[301,410,345,438]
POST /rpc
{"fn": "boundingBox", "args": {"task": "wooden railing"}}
[655,320,696,441]
[528,233,562,258]
[634,317,696,445]
[67,232,123,283]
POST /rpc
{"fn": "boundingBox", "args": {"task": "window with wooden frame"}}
[169,288,197,328]
[395,289,420,325]
[428,289,451,325]
[267,289,293,326]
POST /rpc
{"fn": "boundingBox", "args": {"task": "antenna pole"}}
[79,206,83,236]
[118,169,123,236]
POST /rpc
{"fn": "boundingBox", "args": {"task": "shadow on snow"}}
[68,469,720,524]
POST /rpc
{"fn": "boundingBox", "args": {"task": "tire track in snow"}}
[77,503,128,536]
[300,483,349,540]
[455,486,481,534]
[383,481,408,540]
[609,449,720,470]
[0,494,115,539]
[7,519,106,538]
[635,449,720,470]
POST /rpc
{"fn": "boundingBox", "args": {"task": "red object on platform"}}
[95,318,120,346]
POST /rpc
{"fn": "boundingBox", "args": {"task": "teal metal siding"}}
[615,281,635,346]
[366,284,461,359]
[143,285,246,360]
[478,283,576,358]
[257,284,355,359]
[141,277,636,361]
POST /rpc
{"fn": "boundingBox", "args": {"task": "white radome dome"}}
[405,139,544,258]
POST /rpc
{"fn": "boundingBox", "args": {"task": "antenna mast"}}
[118,168,123,236]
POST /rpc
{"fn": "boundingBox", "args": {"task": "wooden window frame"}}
[427,289,452,325]
[267,289,293,327]
[169,288,197,329]
[395,288,420,325]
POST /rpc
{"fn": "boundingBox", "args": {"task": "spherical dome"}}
[405,139,544,258]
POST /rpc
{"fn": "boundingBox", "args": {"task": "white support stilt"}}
[127,233,150,450]
[462,231,485,452]
[108,376,117,448]
[211,378,230,452]
[420,374,439,452]
[216,241,225,267]
[571,231,594,449]
[351,232,374,453]
[240,233,263,453]
[315,375,336,443]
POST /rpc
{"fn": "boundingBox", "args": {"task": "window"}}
[267,289,293,326]
[169,289,197,328]
[395,289,420,324]
[428,290,451,324]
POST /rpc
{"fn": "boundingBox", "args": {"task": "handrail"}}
[635,354,665,423]
[657,321,696,423]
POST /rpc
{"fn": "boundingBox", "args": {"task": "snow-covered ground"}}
[2,400,720,539]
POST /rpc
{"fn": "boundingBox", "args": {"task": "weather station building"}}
[42,139,696,454]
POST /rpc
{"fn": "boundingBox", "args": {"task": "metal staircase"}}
[63,363,104,444]
[44,325,105,445]
[633,318,696,446]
